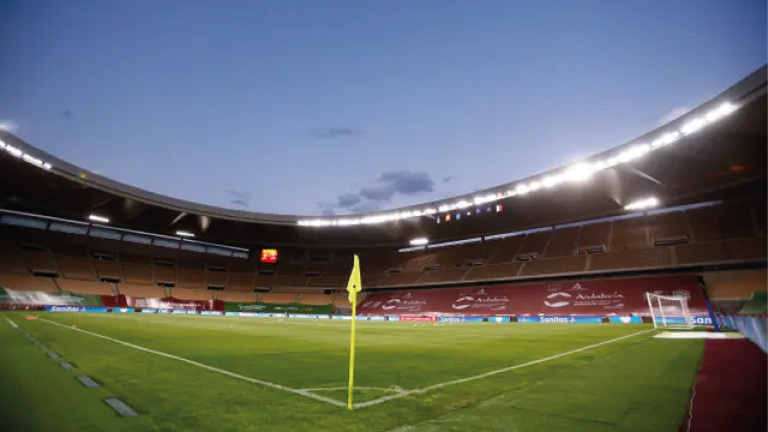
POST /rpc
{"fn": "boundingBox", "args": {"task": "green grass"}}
[0,313,704,431]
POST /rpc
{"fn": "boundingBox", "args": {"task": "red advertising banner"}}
[398,316,438,322]
[358,274,707,316]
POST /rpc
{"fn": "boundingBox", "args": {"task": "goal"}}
[645,293,694,329]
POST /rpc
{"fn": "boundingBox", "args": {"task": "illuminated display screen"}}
[260,249,278,263]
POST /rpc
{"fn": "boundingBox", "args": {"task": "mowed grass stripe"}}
[36,316,348,408]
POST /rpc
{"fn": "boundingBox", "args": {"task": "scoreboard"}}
[260,249,278,263]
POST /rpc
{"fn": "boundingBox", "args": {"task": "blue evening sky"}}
[1,0,765,216]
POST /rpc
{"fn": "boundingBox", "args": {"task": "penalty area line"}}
[36,317,347,408]
[354,328,656,409]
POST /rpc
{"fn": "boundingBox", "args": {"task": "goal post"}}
[645,292,694,329]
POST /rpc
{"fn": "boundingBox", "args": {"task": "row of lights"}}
[0,139,52,170]
[88,214,195,238]
[298,102,736,228]
[406,196,660,247]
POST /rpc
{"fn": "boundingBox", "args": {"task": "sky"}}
[0,0,765,217]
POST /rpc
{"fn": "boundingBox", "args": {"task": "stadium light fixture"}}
[88,214,110,224]
[624,197,659,211]
[176,231,195,238]
[0,139,53,171]
[297,101,738,228]
[410,238,429,246]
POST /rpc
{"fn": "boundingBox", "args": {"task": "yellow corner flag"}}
[346,254,362,410]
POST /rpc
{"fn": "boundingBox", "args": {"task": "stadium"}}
[1,66,766,432]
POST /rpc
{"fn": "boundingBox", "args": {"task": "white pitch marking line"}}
[302,386,406,393]
[34,317,347,408]
[354,328,656,408]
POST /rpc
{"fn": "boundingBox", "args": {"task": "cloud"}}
[314,127,361,139]
[658,106,691,126]
[442,176,454,183]
[319,170,440,215]
[0,120,18,132]
[228,190,251,208]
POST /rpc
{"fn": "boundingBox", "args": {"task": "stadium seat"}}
[227,273,254,291]
[23,252,57,273]
[118,283,165,298]
[589,247,672,271]
[299,294,334,305]
[517,231,552,257]
[487,236,525,264]
[704,270,768,301]
[464,262,522,281]
[578,221,610,249]
[307,276,347,288]
[253,273,275,289]
[0,274,58,292]
[724,238,767,261]
[273,275,309,288]
[418,267,468,284]
[154,266,177,285]
[171,287,213,301]
[379,271,423,287]
[217,290,258,303]
[57,279,113,295]
[519,256,587,276]
[543,226,579,258]
[609,216,649,251]
[647,211,690,244]
[56,257,97,280]
[176,269,206,289]
[121,264,154,285]
[93,260,123,280]
[676,241,728,265]
[261,293,298,303]
[0,250,28,274]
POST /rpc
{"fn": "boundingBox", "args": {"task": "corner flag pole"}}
[346,255,362,411]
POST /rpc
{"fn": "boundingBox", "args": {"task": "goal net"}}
[646,293,694,330]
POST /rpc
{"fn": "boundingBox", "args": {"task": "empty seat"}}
[0,274,58,292]
[93,260,123,280]
[704,270,768,300]
[227,273,254,291]
[418,268,468,284]
[464,263,522,281]
[56,258,96,280]
[676,242,728,265]
[273,275,308,288]
[724,238,766,261]
[402,253,436,270]
[647,211,690,243]
[487,236,525,264]
[578,222,610,248]
[688,203,755,242]
[119,283,165,298]
[0,250,28,274]
[519,256,587,276]
[206,270,227,287]
[261,293,298,303]
[171,287,212,301]
[253,274,274,289]
[590,248,672,271]
[218,290,258,303]
[24,252,57,272]
[122,265,153,284]
[176,269,206,289]
[154,267,176,284]
[544,227,580,258]
[379,271,423,287]
[277,263,305,275]
[610,216,648,251]
[300,294,334,305]
[57,279,112,295]
[517,231,552,256]
[307,276,346,288]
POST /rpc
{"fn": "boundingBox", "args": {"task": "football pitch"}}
[1,313,704,432]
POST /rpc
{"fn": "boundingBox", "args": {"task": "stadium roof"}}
[0,66,766,249]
